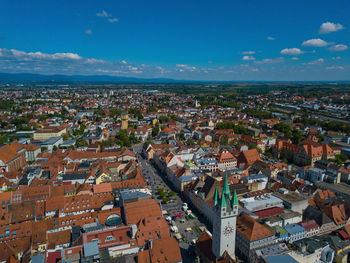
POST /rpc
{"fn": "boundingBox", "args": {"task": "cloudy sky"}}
[0,0,349,81]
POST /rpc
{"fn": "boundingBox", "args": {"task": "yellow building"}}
[33,125,68,141]
[121,109,129,130]
[152,118,158,127]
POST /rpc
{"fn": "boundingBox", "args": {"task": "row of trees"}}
[272,123,303,144]
[215,122,250,135]
[294,117,350,134]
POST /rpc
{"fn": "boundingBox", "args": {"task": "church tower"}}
[121,109,129,130]
[212,173,238,260]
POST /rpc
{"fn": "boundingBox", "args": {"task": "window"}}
[105,236,115,242]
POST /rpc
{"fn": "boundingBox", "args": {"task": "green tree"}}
[147,106,158,113]
[152,123,160,137]
[76,138,88,147]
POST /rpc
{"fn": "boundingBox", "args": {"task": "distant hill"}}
[0,72,180,84]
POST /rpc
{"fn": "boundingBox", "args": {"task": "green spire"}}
[222,172,231,200]
[213,186,219,206]
[220,192,227,208]
[232,189,238,206]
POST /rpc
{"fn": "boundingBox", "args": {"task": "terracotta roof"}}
[323,204,347,225]
[47,229,71,249]
[136,216,170,246]
[124,199,162,225]
[93,183,113,194]
[0,142,25,163]
[149,237,182,262]
[217,149,237,163]
[237,149,261,167]
[195,231,216,261]
[22,144,40,151]
[254,207,284,218]
[236,212,274,242]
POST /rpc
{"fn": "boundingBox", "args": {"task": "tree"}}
[52,145,58,151]
[162,197,170,204]
[147,106,158,113]
[152,123,160,137]
[220,135,228,145]
[159,115,170,124]
[167,113,178,121]
[109,109,122,118]
[128,108,143,120]
[41,147,48,152]
[76,138,88,147]
[62,134,69,141]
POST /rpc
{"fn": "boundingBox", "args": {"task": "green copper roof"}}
[213,186,219,206]
[232,189,238,206]
[220,192,227,208]
[222,172,231,200]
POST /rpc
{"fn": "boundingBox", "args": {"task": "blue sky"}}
[0,0,349,81]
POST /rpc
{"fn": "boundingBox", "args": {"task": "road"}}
[133,143,203,262]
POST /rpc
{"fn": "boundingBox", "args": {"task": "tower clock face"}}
[223,223,234,237]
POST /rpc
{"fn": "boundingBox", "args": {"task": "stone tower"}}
[212,173,238,260]
[121,109,128,130]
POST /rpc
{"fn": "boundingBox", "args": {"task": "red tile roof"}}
[254,207,284,218]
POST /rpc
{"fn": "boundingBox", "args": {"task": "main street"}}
[133,143,203,262]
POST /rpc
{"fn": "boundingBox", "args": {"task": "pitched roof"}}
[0,142,25,163]
[236,212,274,242]
[150,237,182,262]
[237,149,261,167]
[124,199,162,225]
[138,237,182,263]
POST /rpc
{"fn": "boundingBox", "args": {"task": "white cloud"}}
[85,29,93,35]
[242,55,255,61]
[280,48,303,55]
[108,18,118,23]
[254,57,284,64]
[1,49,83,60]
[328,44,348,52]
[319,22,344,34]
[302,38,329,47]
[332,56,342,60]
[97,10,118,24]
[291,57,299,60]
[241,51,255,55]
[251,68,259,72]
[96,10,110,17]
[86,58,105,64]
[0,48,164,77]
[267,36,275,40]
[176,64,196,71]
[308,58,324,65]
[326,66,344,70]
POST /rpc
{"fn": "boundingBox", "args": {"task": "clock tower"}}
[212,173,238,260]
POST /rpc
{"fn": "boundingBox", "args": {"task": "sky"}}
[0,0,349,81]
